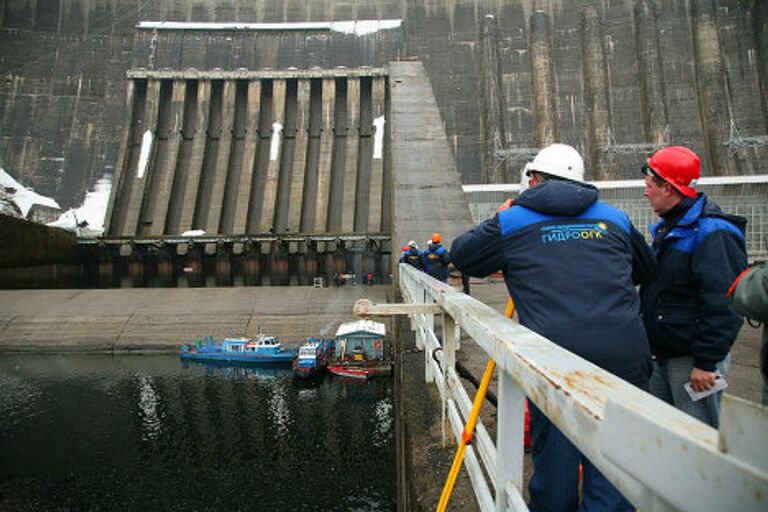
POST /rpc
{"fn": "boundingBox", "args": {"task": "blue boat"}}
[181,335,297,365]
[292,338,334,381]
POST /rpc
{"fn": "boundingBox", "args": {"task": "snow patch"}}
[373,115,386,159]
[137,130,153,178]
[138,20,403,37]
[270,122,283,161]
[48,174,111,236]
[0,168,60,217]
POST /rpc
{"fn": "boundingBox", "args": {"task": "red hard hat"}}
[401,245,409,252]
[646,146,700,198]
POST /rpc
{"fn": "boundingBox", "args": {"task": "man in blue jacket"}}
[422,233,451,282]
[640,146,746,428]
[451,143,654,512]
[399,240,424,270]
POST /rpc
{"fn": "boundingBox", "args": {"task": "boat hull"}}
[327,363,392,380]
[181,352,295,365]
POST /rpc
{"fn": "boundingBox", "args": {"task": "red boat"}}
[327,363,373,380]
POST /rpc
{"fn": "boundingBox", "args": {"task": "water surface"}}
[0,355,395,511]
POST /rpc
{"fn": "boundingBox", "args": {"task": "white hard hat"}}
[408,240,417,248]
[524,143,584,183]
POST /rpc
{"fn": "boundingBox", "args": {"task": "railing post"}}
[496,372,525,512]
[442,313,457,447]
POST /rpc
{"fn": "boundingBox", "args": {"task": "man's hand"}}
[689,367,717,392]
[498,198,514,212]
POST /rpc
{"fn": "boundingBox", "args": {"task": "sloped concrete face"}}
[389,61,474,262]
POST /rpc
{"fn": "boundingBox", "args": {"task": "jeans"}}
[528,404,634,512]
[649,354,731,428]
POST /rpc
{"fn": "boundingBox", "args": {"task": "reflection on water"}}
[0,354,395,511]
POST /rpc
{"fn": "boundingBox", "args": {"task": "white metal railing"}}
[395,263,768,512]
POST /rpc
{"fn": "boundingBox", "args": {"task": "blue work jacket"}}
[450,180,655,386]
[422,244,451,282]
[640,194,747,371]
[400,248,424,270]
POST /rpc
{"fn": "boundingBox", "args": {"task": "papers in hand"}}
[684,375,728,402]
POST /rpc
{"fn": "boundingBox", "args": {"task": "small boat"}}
[327,363,375,380]
[292,338,334,381]
[181,335,297,365]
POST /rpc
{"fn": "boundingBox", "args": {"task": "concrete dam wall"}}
[1,0,767,209]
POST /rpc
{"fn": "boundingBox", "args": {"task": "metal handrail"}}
[396,263,767,512]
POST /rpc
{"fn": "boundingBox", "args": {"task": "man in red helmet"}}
[640,146,747,427]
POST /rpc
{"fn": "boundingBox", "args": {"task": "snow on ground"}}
[0,168,60,217]
[48,175,111,236]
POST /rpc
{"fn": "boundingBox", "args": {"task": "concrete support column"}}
[581,6,616,181]
[634,0,669,145]
[691,0,737,175]
[479,15,509,183]
[177,81,212,234]
[122,79,161,236]
[105,80,136,236]
[147,80,186,236]
[530,10,558,148]
[231,80,262,234]
[314,78,336,234]
[341,77,360,233]
[287,79,311,233]
[752,0,768,132]
[202,80,236,233]
[259,79,286,233]
[368,76,386,233]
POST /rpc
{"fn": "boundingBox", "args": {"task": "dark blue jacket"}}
[640,194,746,371]
[422,244,451,282]
[400,247,424,270]
[450,181,655,386]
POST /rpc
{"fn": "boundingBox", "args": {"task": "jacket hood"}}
[515,180,598,217]
[680,193,747,235]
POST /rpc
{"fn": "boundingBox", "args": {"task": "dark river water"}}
[0,355,396,511]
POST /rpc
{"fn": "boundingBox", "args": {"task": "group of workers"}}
[441,143,764,512]
[398,233,452,282]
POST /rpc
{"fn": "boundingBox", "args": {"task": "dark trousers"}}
[528,404,633,512]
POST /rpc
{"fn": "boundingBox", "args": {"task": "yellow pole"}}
[436,298,515,512]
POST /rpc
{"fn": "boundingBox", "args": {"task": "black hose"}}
[431,347,498,408]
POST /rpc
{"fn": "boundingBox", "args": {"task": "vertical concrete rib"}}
[354,77,373,233]
[121,79,161,236]
[192,80,224,231]
[165,80,201,235]
[380,82,392,235]
[301,79,323,233]
[326,78,347,233]
[258,79,286,234]
[176,81,211,233]
[203,80,236,233]
[231,80,261,234]
[245,80,273,234]
[105,80,137,236]
[287,78,311,233]
[581,6,616,181]
[753,0,768,131]
[144,80,185,236]
[690,0,737,175]
[219,80,249,235]
[530,10,558,147]
[313,77,335,234]
[341,77,360,233]
[272,79,295,234]
[368,76,386,233]
[479,15,509,183]
[635,0,669,144]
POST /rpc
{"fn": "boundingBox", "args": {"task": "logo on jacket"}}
[540,222,608,243]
